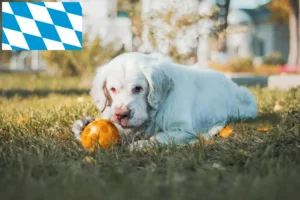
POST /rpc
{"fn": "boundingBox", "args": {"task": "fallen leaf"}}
[142,148,158,156]
[17,117,29,125]
[274,101,283,112]
[218,126,233,138]
[77,97,85,103]
[83,156,96,164]
[257,126,270,132]
[64,98,72,105]
[197,136,214,145]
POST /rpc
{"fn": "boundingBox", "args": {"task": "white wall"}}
[254,23,274,56]
[227,26,254,58]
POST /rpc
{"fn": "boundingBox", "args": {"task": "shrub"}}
[262,51,286,66]
[228,57,254,73]
[0,51,12,67]
[42,34,124,76]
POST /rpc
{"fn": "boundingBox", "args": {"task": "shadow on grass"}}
[242,113,282,125]
[0,89,90,99]
[231,76,268,87]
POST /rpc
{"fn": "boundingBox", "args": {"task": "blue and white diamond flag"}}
[2,1,82,50]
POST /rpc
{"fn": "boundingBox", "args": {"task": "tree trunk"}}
[298,0,300,66]
[288,0,299,65]
[216,0,231,52]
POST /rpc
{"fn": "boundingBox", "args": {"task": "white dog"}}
[72,52,257,150]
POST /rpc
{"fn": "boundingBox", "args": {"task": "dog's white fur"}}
[87,52,257,149]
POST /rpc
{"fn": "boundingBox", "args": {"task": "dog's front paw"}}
[128,140,155,152]
[71,116,95,141]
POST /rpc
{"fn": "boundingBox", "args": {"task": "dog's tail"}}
[235,86,257,119]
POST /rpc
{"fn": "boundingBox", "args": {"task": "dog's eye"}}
[133,86,142,94]
[110,87,116,93]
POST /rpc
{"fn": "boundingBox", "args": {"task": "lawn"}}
[0,73,300,200]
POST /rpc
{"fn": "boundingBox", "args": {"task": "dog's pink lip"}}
[110,117,130,128]
[120,119,129,128]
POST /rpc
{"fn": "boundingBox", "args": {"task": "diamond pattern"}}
[1,2,82,50]
[47,8,73,29]
[9,2,33,19]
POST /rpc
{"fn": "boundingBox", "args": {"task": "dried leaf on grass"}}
[83,156,96,164]
[17,117,29,125]
[257,126,270,132]
[274,101,283,112]
[197,136,214,145]
[219,126,233,138]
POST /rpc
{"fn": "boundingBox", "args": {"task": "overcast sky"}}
[230,0,271,9]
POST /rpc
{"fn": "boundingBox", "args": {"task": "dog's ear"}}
[90,65,112,113]
[141,64,174,110]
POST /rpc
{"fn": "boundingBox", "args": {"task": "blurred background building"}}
[140,0,289,66]
[1,0,290,71]
[82,0,132,51]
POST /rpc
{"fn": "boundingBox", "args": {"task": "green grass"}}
[0,73,300,200]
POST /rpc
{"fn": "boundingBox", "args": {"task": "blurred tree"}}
[268,0,290,24]
[117,0,143,51]
[268,0,299,66]
[117,0,141,16]
[288,0,300,66]
[216,0,231,52]
[42,35,124,76]
[146,9,207,63]
[143,2,223,64]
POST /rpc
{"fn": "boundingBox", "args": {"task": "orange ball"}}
[81,119,120,151]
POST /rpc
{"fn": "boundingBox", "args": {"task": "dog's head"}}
[90,52,174,130]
